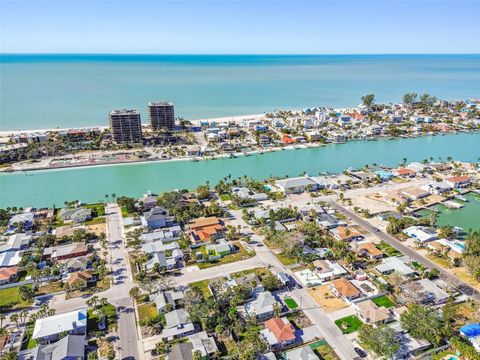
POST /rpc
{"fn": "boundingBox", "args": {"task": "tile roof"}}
[331,278,360,298]
[265,317,295,342]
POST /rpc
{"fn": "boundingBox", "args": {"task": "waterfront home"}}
[375,257,416,277]
[138,195,158,211]
[189,217,224,246]
[459,323,480,352]
[374,170,394,181]
[445,175,471,188]
[59,207,92,223]
[402,226,438,243]
[43,242,88,261]
[32,308,87,343]
[420,182,452,195]
[0,233,31,253]
[329,226,364,242]
[19,334,86,360]
[143,207,168,229]
[246,291,279,320]
[400,187,430,201]
[407,162,430,173]
[284,345,318,360]
[0,251,22,268]
[0,266,19,285]
[275,176,318,194]
[8,211,35,230]
[260,317,297,350]
[357,242,384,260]
[231,187,268,202]
[155,290,184,314]
[427,239,463,263]
[329,278,361,302]
[355,300,391,326]
[392,168,416,178]
[161,309,195,341]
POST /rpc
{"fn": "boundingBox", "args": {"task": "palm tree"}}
[0,314,5,329]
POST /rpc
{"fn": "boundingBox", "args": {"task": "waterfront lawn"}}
[197,242,254,269]
[189,279,212,299]
[376,241,402,257]
[335,315,362,334]
[85,203,105,217]
[372,295,395,308]
[137,303,158,323]
[0,286,32,311]
[284,298,299,309]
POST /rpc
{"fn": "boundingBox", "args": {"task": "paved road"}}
[331,201,480,301]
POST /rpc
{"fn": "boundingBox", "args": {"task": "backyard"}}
[0,286,32,311]
[197,242,254,269]
[372,295,395,308]
[137,302,158,323]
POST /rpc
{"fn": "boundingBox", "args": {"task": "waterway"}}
[0,132,479,208]
[415,192,480,232]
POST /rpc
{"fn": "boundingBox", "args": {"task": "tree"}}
[18,285,35,302]
[419,93,437,110]
[262,274,282,292]
[438,225,453,239]
[361,94,375,108]
[358,324,400,358]
[402,92,418,106]
[193,350,203,360]
[129,286,140,300]
[400,304,448,346]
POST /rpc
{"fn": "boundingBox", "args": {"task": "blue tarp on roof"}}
[460,323,480,337]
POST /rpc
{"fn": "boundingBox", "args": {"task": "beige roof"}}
[357,300,390,323]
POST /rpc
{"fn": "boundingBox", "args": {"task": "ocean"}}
[1,54,479,131]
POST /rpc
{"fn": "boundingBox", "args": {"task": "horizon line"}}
[2,52,480,56]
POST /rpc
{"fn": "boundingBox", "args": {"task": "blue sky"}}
[1,0,479,54]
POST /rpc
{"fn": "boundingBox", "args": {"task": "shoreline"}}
[2,131,477,175]
[0,112,268,137]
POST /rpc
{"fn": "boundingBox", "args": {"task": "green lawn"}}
[220,194,231,201]
[276,251,298,266]
[376,241,402,257]
[231,267,272,278]
[137,303,158,322]
[87,303,117,332]
[189,279,212,298]
[284,298,299,309]
[335,315,362,334]
[83,216,106,225]
[197,242,254,269]
[0,286,32,311]
[372,295,395,308]
[20,324,37,350]
[85,203,106,217]
[312,342,340,360]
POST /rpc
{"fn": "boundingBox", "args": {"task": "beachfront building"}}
[148,100,175,131]
[109,109,142,143]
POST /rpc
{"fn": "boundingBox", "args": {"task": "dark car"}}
[354,347,367,358]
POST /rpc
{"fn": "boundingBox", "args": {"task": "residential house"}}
[61,256,89,273]
[246,291,279,320]
[260,317,297,350]
[392,168,416,178]
[357,242,384,260]
[59,208,92,223]
[316,213,346,229]
[329,278,361,302]
[139,195,158,211]
[0,251,22,268]
[0,233,32,253]
[402,226,438,243]
[402,279,449,305]
[0,266,19,285]
[400,187,430,201]
[356,300,391,326]
[19,334,85,360]
[155,290,184,314]
[144,207,168,229]
[375,257,416,277]
[43,242,89,261]
[420,182,452,195]
[445,175,471,188]
[206,239,231,257]
[284,346,319,360]
[189,217,224,246]
[32,308,87,343]
[188,331,218,359]
[275,176,318,194]
[147,252,177,271]
[231,187,268,202]
[161,309,195,340]
[54,224,85,238]
[232,273,264,294]
[67,271,94,290]
[8,212,35,230]
[330,226,364,242]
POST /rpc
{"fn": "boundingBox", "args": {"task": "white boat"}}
[443,200,463,209]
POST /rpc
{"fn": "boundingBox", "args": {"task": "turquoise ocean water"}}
[1,54,480,130]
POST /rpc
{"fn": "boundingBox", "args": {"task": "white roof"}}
[0,250,22,267]
[376,257,415,276]
[33,308,87,339]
